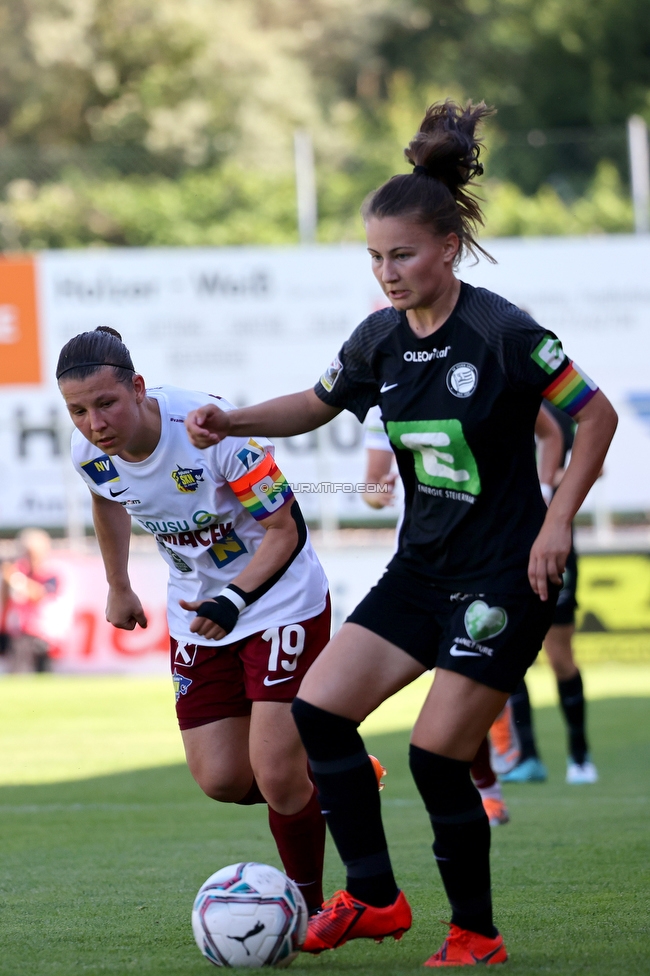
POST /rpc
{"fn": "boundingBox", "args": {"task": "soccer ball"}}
[192,862,308,968]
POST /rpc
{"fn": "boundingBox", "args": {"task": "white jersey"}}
[363,404,392,452]
[363,404,403,547]
[71,385,328,646]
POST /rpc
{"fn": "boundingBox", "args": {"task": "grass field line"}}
[0,801,199,813]
[383,796,649,807]
[503,795,649,805]
[1,794,647,813]
[3,696,648,976]
[2,663,650,786]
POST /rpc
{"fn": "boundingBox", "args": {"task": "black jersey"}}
[314,282,598,593]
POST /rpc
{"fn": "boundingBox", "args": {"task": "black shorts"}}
[348,568,558,694]
[553,544,577,627]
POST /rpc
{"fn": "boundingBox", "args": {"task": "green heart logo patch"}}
[464,601,508,641]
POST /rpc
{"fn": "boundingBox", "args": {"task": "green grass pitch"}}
[1,674,649,975]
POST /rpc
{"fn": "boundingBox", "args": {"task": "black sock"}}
[558,671,588,764]
[291,698,398,908]
[510,678,540,762]
[409,745,496,939]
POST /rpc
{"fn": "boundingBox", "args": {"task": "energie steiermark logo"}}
[464,601,508,641]
[387,419,481,495]
[531,336,565,374]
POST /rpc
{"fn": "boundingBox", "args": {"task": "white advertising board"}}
[0,235,649,530]
[458,236,650,512]
[0,246,388,528]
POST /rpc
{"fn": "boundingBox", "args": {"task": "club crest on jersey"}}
[171,465,204,493]
[446,362,478,398]
[236,439,265,471]
[320,356,342,392]
[172,669,193,701]
[81,454,120,485]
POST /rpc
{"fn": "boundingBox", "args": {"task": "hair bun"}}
[361,98,496,266]
[406,100,494,196]
[94,326,123,341]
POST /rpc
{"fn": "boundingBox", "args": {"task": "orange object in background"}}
[0,257,42,384]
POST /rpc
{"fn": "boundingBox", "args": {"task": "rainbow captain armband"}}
[542,361,598,417]
[228,452,294,520]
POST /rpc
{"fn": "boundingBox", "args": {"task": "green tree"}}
[0,0,646,246]
[371,0,650,192]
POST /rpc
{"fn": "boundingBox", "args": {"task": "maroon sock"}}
[235,779,266,805]
[268,787,326,912]
[470,736,496,790]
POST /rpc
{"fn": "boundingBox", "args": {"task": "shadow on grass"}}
[1,698,648,975]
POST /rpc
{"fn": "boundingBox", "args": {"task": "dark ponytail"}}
[361,99,495,263]
[56,326,135,385]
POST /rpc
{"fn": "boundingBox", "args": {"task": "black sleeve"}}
[461,287,570,394]
[313,308,399,422]
[461,286,599,415]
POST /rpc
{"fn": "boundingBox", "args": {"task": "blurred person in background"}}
[0,528,59,672]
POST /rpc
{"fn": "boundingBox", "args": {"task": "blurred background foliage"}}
[0,0,648,248]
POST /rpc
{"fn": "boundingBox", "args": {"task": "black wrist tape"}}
[196,597,240,635]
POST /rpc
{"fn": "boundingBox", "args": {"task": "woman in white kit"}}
[56,325,331,913]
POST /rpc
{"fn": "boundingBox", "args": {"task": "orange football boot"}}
[481,795,510,827]
[489,702,520,776]
[369,754,387,791]
[424,924,508,967]
[302,889,412,953]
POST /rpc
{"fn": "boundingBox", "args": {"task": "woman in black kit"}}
[185,101,617,967]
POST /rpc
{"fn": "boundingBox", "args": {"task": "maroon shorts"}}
[171,595,331,730]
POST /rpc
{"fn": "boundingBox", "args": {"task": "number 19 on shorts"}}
[262,625,306,681]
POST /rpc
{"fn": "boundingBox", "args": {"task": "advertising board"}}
[1,236,649,528]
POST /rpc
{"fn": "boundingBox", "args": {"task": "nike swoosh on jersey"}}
[109,487,129,497]
[263,674,294,686]
[380,382,399,393]
[449,645,482,657]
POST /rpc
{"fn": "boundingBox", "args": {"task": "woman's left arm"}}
[528,390,618,600]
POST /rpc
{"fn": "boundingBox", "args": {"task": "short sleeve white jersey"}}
[363,405,392,452]
[70,385,328,646]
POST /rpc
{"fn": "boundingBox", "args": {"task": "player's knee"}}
[409,744,481,816]
[201,781,246,803]
[291,697,362,758]
[190,764,251,803]
[254,764,308,809]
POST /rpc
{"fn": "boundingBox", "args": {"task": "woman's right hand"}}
[185,404,231,448]
[106,584,148,630]
[363,472,398,509]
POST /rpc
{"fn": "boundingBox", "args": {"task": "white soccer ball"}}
[192,862,308,968]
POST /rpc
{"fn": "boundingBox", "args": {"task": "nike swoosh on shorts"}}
[263,675,294,686]
[449,645,482,657]
[109,487,129,497]
[380,382,399,393]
